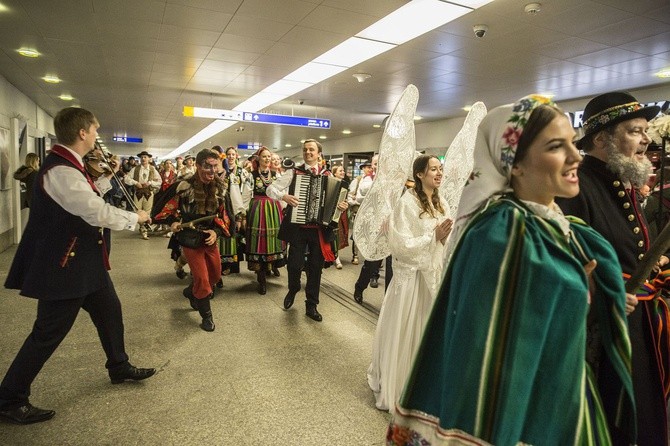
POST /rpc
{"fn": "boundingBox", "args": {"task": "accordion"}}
[287,173,346,227]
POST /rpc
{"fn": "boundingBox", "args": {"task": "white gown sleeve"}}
[389,192,445,272]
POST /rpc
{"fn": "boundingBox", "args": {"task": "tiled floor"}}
[0,230,390,445]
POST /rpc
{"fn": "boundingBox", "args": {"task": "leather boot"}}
[197,296,215,332]
[257,270,267,295]
[182,284,198,310]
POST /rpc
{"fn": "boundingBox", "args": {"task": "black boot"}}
[197,297,215,332]
[182,284,198,310]
[257,270,267,295]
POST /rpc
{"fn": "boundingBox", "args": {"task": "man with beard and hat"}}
[155,148,231,332]
[124,150,161,239]
[556,91,668,446]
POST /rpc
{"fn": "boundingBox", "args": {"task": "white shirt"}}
[124,165,162,190]
[43,145,138,231]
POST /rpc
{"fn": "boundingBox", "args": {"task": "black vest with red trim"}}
[5,145,112,300]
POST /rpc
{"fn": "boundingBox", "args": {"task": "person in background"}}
[267,139,348,322]
[556,91,668,446]
[124,150,161,240]
[347,161,370,266]
[270,152,284,177]
[13,153,40,208]
[331,165,349,269]
[389,96,635,445]
[219,146,251,277]
[0,107,155,425]
[353,155,383,304]
[178,154,196,179]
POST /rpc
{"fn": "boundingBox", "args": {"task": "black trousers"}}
[0,282,129,409]
[355,259,382,292]
[286,227,324,308]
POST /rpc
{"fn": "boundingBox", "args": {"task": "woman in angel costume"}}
[367,154,452,411]
[357,85,484,413]
[386,96,636,445]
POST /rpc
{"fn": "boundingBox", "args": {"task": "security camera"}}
[299,100,304,105]
[473,24,488,38]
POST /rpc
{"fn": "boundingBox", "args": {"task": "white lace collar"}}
[520,199,571,236]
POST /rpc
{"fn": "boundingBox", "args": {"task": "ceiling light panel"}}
[356,0,474,45]
[313,37,395,68]
[284,62,349,84]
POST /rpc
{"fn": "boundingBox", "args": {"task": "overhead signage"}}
[184,106,331,129]
[112,136,143,143]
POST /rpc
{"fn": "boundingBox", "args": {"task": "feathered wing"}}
[353,84,419,261]
[439,101,487,218]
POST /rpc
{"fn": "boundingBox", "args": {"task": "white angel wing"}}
[439,102,487,217]
[353,84,419,261]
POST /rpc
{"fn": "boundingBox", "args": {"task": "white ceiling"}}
[0,0,669,157]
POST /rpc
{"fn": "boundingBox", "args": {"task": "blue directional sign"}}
[185,106,330,129]
[243,112,331,129]
[112,136,143,143]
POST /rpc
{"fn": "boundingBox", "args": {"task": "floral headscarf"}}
[449,95,555,242]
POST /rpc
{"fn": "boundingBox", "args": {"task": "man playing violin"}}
[0,107,156,425]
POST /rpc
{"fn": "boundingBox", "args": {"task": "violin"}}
[84,145,119,179]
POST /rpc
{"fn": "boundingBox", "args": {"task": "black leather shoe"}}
[305,307,323,322]
[109,364,156,384]
[354,289,364,304]
[0,403,55,424]
[272,267,281,277]
[370,277,379,288]
[258,282,267,295]
[175,268,187,280]
[283,292,296,310]
[215,278,223,289]
[183,286,198,310]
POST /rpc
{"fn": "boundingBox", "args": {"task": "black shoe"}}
[272,267,281,277]
[305,306,323,322]
[283,292,296,310]
[215,278,223,289]
[109,364,156,384]
[370,277,379,288]
[258,282,267,295]
[0,403,55,424]
[354,289,364,304]
[175,268,187,280]
[200,313,215,332]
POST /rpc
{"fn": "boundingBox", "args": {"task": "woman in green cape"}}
[387,96,636,446]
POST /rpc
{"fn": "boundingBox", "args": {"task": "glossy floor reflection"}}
[0,229,388,445]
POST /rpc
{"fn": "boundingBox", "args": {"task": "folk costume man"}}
[156,148,231,332]
[123,150,161,239]
[557,91,669,446]
[0,107,155,425]
[266,139,348,322]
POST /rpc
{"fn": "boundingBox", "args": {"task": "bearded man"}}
[557,91,668,446]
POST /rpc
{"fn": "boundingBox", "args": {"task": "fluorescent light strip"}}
[357,0,472,45]
[166,0,495,158]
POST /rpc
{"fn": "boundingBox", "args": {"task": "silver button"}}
[613,180,621,187]
[638,241,644,247]
[623,202,630,209]
[628,214,635,221]
[633,227,640,234]
[618,191,625,197]
[638,253,644,260]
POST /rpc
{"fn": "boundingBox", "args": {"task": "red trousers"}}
[182,244,221,299]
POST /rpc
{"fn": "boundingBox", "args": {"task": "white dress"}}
[367,189,448,411]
